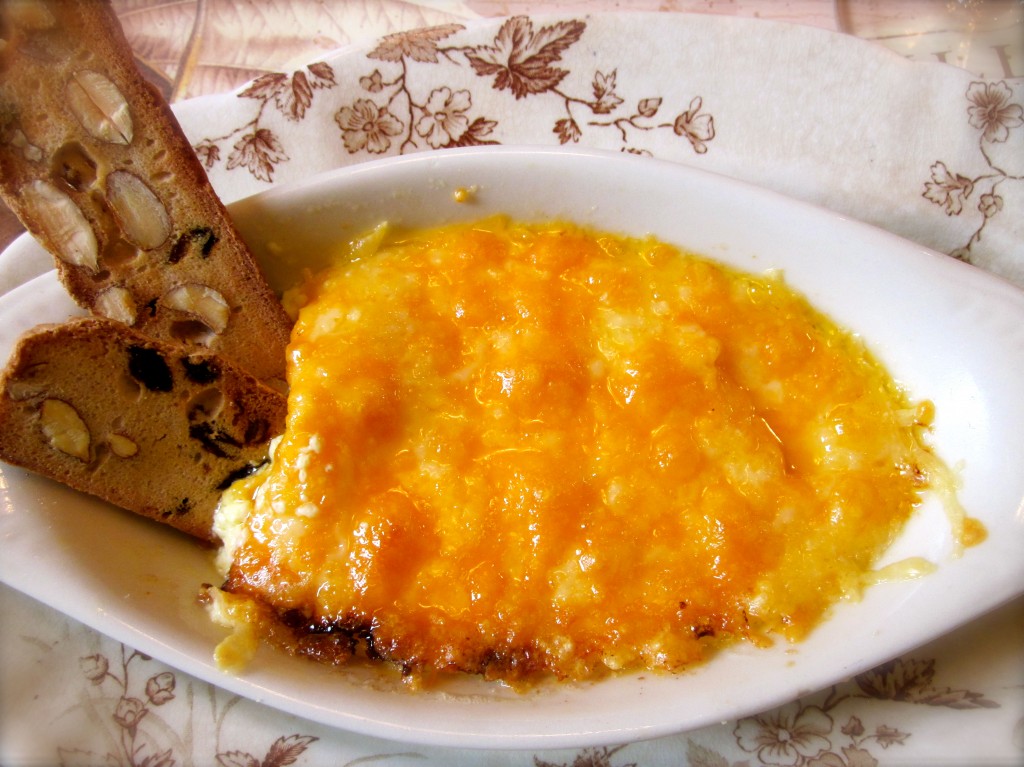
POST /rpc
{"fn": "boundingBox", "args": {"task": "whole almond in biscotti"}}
[0,317,288,542]
[0,0,292,386]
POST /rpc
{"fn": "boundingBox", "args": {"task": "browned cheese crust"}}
[0,0,292,384]
[0,317,287,541]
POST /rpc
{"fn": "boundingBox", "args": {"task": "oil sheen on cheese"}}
[210,218,980,686]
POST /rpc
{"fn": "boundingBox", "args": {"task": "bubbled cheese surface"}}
[216,218,952,685]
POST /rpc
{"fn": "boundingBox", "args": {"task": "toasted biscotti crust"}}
[0,317,287,541]
[0,0,291,384]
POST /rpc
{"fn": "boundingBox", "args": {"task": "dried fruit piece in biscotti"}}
[0,0,291,385]
[0,317,288,542]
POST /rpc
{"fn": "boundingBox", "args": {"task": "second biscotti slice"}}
[0,0,291,384]
[0,317,287,542]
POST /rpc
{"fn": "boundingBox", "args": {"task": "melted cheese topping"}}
[213,218,979,685]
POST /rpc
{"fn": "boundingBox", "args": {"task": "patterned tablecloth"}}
[1,2,1023,766]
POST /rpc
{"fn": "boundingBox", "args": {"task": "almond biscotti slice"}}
[0,0,291,384]
[0,317,287,541]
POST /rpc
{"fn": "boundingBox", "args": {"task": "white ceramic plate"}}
[1,147,1023,750]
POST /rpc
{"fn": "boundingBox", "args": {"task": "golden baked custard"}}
[209,218,979,686]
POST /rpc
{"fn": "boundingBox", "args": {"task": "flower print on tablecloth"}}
[529,650,1007,767]
[923,80,1023,264]
[17,560,1015,767]
[534,745,637,767]
[192,16,716,184]
[63,648,184,767]
[682,655,1000,767]
[727,702,910,767]
[53,643,319,767]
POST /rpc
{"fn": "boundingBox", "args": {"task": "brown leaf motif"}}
[685,739,731,767]
[911,686,1001,709]
[873,725,910,748]
[368,23,465,64]
[591,70,624,114]
[217,734,317,767]
[855,657,936,700]
[446,116,499,148]
[465,16,586,99]
[238,72,289,101]
[239,64,337,121]
[194,140,221,169]
[227,129,289,183]
[306,62,337,89]
[855,656,999,709]
[840,716,866,737]
[534,745,636,767]
[554,117,582,144]
[922,161,974,215]
[264,734,318,767]
[276,71,315,121]
[217,751,260,767]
